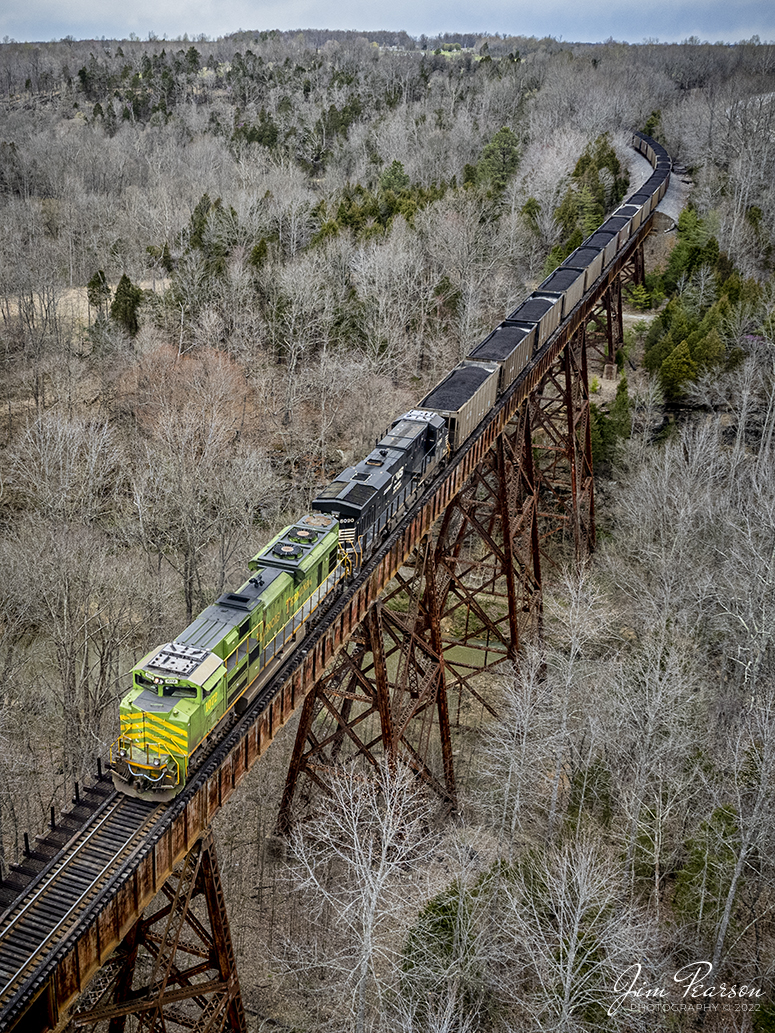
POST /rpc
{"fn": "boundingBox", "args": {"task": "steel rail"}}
[0,797,163,1018]
[0,799,126,951]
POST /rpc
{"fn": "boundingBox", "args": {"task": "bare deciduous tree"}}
[288,764,435,1033]
[496,839,658,1032]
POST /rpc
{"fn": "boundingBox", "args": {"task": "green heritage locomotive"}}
[110,514,342,799]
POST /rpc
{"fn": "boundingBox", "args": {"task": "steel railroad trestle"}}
[0,212,654,1033]
[65,829,245,1033]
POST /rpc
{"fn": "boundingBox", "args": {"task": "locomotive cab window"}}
[162,683,198,699]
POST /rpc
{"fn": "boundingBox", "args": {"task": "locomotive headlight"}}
[153,757,161,767]
[119,749,127,758]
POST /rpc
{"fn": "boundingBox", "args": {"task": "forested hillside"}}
[2,29,775,1032]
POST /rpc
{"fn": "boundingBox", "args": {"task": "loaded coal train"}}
[110,131,670,798]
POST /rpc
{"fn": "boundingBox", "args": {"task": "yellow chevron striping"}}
[121,712,187,739]
[121,710,186,735]
[141,716,189,746]
[146,713,189,737]
[120,717,188,753]
[126,733,187,756]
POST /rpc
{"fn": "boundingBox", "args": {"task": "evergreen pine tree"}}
[476,126,519,192]
[608,374,631,443]
[691,328,725,371]
[379,160,410,193]
[87,270,111,316]
[578,185,604,237]
[660,339,697,398]
[110,274,144,336]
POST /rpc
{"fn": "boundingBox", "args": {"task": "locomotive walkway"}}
[0,141,675,1033]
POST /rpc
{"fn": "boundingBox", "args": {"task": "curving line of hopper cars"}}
[110,131,670,799]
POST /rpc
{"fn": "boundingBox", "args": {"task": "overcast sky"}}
[2,0,774,47]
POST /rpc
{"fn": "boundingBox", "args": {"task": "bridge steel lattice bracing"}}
[277,317,598,828]
[0,225,646,1033]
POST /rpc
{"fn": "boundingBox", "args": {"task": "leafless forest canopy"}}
[2,28,775,1032]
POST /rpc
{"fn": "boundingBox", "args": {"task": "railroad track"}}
[0,134,672,1033]
[0,793,163,1019]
